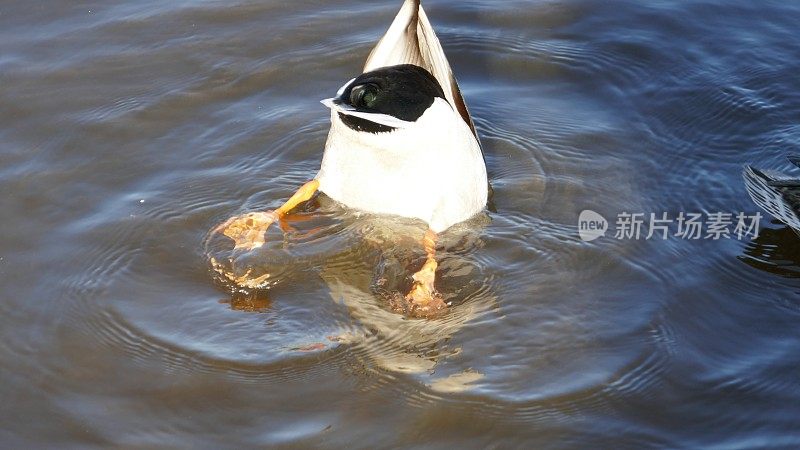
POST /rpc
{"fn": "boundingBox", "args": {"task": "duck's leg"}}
[405,229,447,315]
[216,180,320,251]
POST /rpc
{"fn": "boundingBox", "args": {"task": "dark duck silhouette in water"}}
[744,156,800,235]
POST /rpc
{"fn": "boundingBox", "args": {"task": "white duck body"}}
[317,97,487,233]
[316,0,488,233]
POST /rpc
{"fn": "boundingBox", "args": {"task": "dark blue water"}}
[1,0,799,447]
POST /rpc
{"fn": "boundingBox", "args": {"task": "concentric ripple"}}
[5,0,800,446]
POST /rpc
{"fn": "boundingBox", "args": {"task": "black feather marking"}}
[338,113,395,134]
[337,64,445,132]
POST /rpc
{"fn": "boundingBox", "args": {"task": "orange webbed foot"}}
[214,211,279,251]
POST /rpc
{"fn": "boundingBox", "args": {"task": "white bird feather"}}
[316,0,488,233]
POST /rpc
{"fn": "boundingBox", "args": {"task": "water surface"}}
[2,0,800,447]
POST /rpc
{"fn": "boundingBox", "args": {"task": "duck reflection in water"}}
[740,224,800,279]
[208,199,495,386]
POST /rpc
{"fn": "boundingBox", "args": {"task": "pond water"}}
[2,0,799,447]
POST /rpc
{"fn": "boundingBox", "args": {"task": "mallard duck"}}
[217,0,488,315]
[744,156,800,235]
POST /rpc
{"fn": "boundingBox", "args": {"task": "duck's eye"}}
[350,84,380,108]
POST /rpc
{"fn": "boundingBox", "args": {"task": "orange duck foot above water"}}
[215,211,278,251]
[214,180,321,251]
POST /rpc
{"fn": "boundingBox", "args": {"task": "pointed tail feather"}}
[364,0,480,142]
[365,0,424,71]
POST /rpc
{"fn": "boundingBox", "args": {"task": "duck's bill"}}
[320,98,414,129]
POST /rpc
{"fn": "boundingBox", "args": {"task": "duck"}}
[744,156,800,235]
[216,0,488,315]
